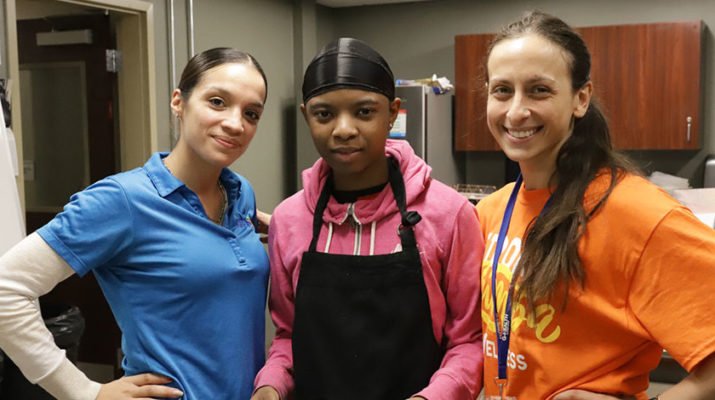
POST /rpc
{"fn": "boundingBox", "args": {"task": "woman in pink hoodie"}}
[252,38,484,400]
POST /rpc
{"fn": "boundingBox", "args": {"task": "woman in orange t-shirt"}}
[476,10,715,400]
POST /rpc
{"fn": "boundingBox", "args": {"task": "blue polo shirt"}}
[38,153,269,400]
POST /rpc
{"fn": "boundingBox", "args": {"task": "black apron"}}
[292,158,442,400]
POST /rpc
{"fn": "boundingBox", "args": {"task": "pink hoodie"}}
[255,140,484,399]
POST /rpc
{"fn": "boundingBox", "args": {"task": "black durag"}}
[302,37,395,103]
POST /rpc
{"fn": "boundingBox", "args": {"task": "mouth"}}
[331,147,361,155]
[213,135,240,149]
[504,126,541,139]
[330,147,362,162]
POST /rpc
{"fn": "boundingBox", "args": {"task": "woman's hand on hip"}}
[554,389,636,400]
[96,373,183,399]
[251,385,280,400]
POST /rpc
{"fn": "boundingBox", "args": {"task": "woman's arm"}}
[655,353,715,399]
[0,233,101,399]
[0,233,182,400]
[558,208,715,400]
[555,354,715,400]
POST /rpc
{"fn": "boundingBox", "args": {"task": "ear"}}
[389,97,402,126]
[573,81,592,118]
[300,103,308,122]
[170,89,184,118]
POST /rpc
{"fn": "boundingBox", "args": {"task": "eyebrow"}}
[307,98,380,111]
[205,86,264,108]
[354,98,380,106]
[488,76,557,85]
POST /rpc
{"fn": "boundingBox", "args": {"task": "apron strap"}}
[387,157,421,248]
[309,176,333,252]
[308,158,422,252]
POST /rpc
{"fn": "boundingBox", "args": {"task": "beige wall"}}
[327,0,715,187]
[0,3,5,78]
[3,0,296,209]
[16,0,88,19]
[193,0,295,210]
[6,0,714,200]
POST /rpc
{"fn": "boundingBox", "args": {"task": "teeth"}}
[507,128,537,138]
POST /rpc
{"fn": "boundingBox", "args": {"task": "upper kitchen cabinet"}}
[454,21,704,151]
[454,33,497,151]
[579,21,703,149]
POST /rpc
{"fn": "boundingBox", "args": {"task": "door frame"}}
[5,0,158,212]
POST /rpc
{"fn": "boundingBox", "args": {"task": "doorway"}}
[18,13,118,233]
[17,8,121,369]
[6,0,158,374]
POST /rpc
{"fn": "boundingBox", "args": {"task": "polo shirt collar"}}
[145,152,182,197]
[145,152,241,198]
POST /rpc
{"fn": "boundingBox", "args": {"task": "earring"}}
[388,122,394,129]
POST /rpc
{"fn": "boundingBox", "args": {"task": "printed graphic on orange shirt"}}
[481,231,562,345]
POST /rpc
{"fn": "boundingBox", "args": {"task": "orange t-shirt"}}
[476,173,715,400]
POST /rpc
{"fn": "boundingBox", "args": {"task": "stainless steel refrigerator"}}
[390,85,463,185]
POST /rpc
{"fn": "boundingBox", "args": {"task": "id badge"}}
[484,377,517,400]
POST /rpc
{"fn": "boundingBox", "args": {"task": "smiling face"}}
[486,34,591,176]
[302,88,400,190]
[171,62,266,169]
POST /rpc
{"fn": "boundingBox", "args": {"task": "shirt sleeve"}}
[253,215,296,398]
[629,207,715,372]
[417,203,485,400]
[0,233,101,399]
[37,177,135,276]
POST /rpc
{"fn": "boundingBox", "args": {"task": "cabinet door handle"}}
[686,116,692,143]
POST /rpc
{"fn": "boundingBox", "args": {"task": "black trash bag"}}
[0,79,10,128]
[41,304,85,363]
[0,350,5,388]
[1,304,85,400]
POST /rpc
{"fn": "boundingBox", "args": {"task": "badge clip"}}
[496,377,507,399]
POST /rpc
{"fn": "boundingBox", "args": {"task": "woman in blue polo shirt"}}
[0,47,270,399]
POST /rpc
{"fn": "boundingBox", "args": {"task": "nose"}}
[332,113,358,141]
[506,94,530,122]
[222,108,245,134]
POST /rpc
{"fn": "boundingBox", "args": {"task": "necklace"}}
[162,157,226,225]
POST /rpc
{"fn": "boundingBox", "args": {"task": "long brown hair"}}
[486,11,638,312]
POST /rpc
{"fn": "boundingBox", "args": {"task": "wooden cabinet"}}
[580,21,703,149]
[454,21,703,151]
[454,33,497,151]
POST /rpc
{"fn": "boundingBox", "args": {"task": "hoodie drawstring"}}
[324,203,377,256]
[353,222,362,255]
[324,222,334,253]
[369,221,376,256]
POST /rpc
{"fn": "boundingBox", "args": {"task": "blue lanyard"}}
[491,175,522,384]
[491,175,552,389]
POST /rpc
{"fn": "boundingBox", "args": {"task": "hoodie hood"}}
[301,139,432,225]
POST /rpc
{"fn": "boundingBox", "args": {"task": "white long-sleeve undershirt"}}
[0,232,101,399]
